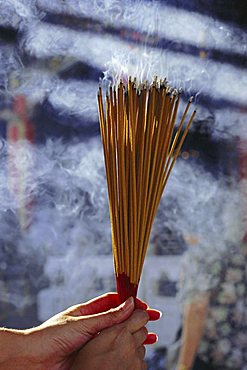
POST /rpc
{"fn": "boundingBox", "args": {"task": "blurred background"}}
[0,1,246,369]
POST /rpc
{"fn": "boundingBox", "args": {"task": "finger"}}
[73,297,135,339]
[146,308,162,321]
[125,309,149,334]
[133,327,148,347]
[135,300,162,321]
[68,293,120,316]
[137,345,146,360]
[143,333,158,345]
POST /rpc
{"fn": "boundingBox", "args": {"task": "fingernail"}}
[144,333,158,345]
[121,296,134,311]
[155,310,163,319]
[148,310,162,320]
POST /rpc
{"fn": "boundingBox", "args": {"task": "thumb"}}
[75,296,134,340]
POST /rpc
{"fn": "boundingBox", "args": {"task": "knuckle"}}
[135,327,148,345]
[136,309,149,324]
[119,326,130,338]
[142,326,148,339]
[110,309,120,322]
[107,307,124,325]
[109,308,119,320]
[114,326,132,348]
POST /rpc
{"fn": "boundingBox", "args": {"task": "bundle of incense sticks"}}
[98,77,196,303]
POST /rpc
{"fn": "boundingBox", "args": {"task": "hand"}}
[71,309,150,370]
[24,294,137,370]
[0,292,160,370]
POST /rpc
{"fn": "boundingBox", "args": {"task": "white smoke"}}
[0,136,244,317]
[157,159,244,250]
[2,0,246,138]
[0,1,246,347]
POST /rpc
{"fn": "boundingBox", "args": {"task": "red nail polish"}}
[148,310,162,320]
[144,333,158,345]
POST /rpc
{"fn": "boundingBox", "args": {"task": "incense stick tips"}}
[152,75,158,83]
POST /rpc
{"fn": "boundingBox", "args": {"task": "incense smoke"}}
[0,0,246,348]
[0,136,244,318]
[1,0,246,137]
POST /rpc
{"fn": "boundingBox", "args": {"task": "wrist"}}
[0,328,41,370]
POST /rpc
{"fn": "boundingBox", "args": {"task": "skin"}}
[0,293,161,370]
[72,310,150,370]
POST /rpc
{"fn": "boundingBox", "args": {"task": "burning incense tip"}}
[97,77,196,303]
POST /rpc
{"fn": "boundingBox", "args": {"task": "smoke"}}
[0,0,40,29]
[35,0,246,54]
[0,135,244,318]
[155,159,244,251]
[0,0,246,344]
[16,2,245,138]
[48,80,99,123]
[2,0,246,137]
[0,137,112,313]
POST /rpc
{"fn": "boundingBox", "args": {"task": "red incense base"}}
[116,273,139,305]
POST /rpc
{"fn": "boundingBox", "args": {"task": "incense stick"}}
[98,77,196,303]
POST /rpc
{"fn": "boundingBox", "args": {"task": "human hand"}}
[0,292,160,370]
[23,293,136,370]
[71,309,151,370]
[18,293,160,370]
